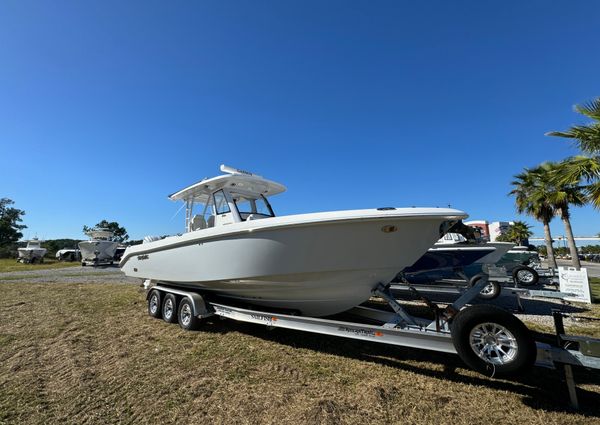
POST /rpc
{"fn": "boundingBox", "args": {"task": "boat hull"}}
[78,240,118,262]
[17,248,47,260]
[121,211,465,316]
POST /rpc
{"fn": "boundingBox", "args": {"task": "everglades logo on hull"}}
[137,254,149,261]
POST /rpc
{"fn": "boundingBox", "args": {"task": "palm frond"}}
[586,181,600,209]
[552,156,600,186]
[547,97,600,154]
[546,130,576,139]
[575,97,600,120]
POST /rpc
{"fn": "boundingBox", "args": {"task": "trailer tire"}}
[451,305,536,376]
[147,289,162,319]
[469,275,501,300]
[178,298,200,331]
[162,293,178,323]
[512,266,539,286]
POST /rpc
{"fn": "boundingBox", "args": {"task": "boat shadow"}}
[198,317,600,416]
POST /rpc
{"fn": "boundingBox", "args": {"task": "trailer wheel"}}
[162,293,178,323]
[147,289,162,319]
[178,298,200,331]
[512,266,539,286]
[451,305,536,376]
[469,275,501,300]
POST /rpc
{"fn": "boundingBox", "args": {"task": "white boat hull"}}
[17,248,47,260]
[121,209,465,316]
[78,240,118,263]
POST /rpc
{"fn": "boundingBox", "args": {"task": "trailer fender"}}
[149,286,213,318]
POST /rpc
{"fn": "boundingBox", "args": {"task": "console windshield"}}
[233,195,275,220]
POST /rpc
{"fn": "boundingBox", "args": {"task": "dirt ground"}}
[1,271,600,424]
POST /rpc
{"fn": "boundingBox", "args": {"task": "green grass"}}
[0,258,81,273]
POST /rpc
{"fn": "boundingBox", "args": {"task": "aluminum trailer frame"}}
[147,279,600,410]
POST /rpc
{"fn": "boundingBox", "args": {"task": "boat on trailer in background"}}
[17,238,47,264]
[79,229,119,267]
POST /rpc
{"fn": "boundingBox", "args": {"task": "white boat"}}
[435,232,514,265]
[17,238,47,263]
[78,229,118,266]
[56,248,81,261]
[120,165,467,317]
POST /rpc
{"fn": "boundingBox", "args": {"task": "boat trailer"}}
[145,277,600,410]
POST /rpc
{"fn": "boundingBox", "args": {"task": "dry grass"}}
[1,281,600,425]
[0,258,80,273]
[521,278,600,338]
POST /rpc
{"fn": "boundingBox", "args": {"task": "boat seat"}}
[191,215,207,231]
[246,214,262,221]
[207,216,215,228]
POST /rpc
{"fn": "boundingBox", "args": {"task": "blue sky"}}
[1,1,599,240]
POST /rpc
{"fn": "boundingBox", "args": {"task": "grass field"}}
[0,258,81,273]
[1,281,599,424]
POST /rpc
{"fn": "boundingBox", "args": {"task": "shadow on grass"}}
[195,316,600,417]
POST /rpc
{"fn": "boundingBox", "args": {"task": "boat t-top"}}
[120,165,467,316]
[17,238,47,264]
[79,229,119,266]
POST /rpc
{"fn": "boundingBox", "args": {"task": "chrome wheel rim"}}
[480,283,495,296]
[517,270,534,283]
[149,294,159,315]
[181,303,192,326]
[164,298,173,319]
[469,322,518,365]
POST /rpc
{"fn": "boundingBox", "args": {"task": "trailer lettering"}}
[338,326,380,338]
[250,313,275,322]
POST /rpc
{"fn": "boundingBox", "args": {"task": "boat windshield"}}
[233,195,274,220]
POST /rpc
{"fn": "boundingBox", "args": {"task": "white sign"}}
[558,267,592,304]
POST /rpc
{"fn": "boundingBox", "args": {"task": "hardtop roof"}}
[168,165,287,203]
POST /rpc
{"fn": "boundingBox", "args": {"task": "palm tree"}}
[507,221,533,246]
[541,162,587,268]
[510,168,558,269]
[547,97,600,208]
